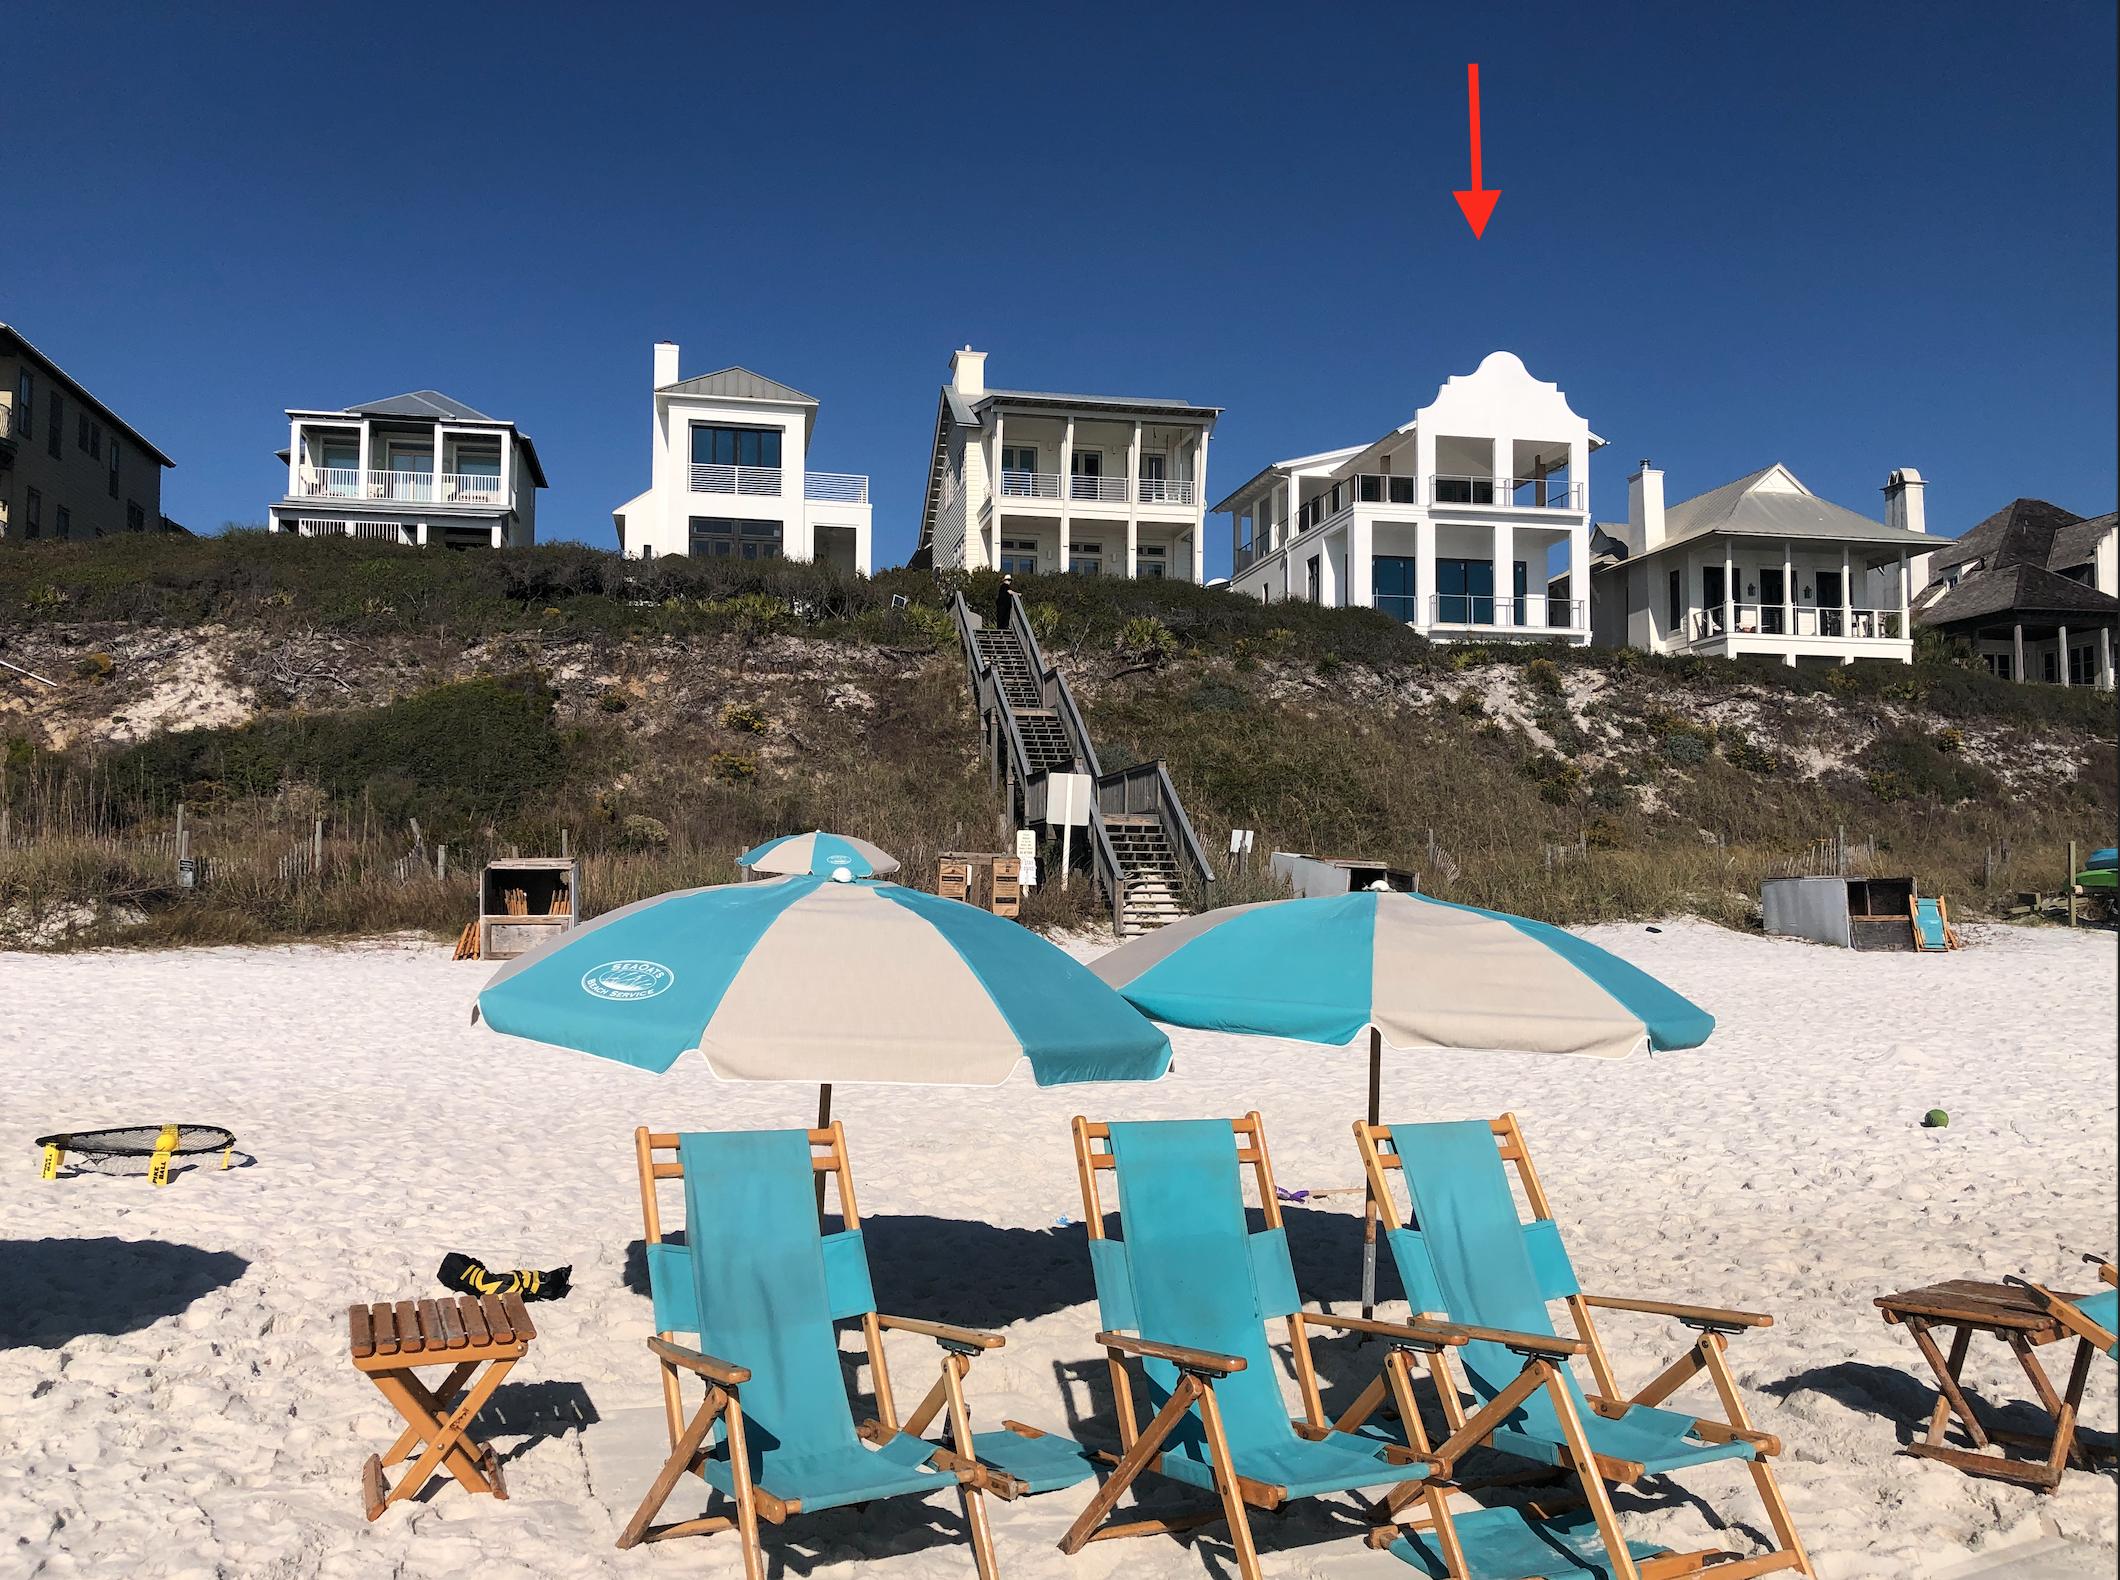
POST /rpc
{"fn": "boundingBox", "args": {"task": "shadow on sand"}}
[0,1237,250,1349]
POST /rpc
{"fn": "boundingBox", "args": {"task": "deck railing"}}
[1431,476,1583,510]
[1428,594,1587,629]
[1694,605,1905,642]
[689,463,783,496]
[998,471,1196,506]
[802,470,870,503]
[297,467,510,505]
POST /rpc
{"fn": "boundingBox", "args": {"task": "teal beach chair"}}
[1062,1113,1625,1580]
[621,1124,1091,1577]
[1358,1114,1814,1580]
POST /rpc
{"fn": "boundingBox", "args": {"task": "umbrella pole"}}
[814,1084,833,1220]
[1362,1027,1381,1319]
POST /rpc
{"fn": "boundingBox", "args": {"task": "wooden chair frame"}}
[1357,1113,1813,1580]
[1059,1111,1613,1580]
[621,1123,1020,1579]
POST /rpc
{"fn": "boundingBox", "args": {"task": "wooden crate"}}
[939,852,1019,918]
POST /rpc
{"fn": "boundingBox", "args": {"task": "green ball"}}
[1922,1109,1950,1129]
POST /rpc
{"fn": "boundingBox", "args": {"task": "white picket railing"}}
[803,470,870,503]
[295,518,412,544]
[690,463,783,496]
[1694,605,1906,641]
[440,471,505,503]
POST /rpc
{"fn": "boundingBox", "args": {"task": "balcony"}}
[295,467,508,505]
[0,400,19,447]
[1426,594,1587,631]
[686,465,870,504]
[1692,605,1904,642]
[997,471,1195,506]
[1431,476,1584,510]
[804,470,870,503]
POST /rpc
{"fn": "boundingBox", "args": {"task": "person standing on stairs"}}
[994,573,1016,629]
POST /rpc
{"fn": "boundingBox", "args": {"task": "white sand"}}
[2,919,2113,1580]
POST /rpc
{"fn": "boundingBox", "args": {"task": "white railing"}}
[1136,477,1196,506]
[0,402,17,440]
[440,471,506,503]
[1000,470,1063,499]
[1431,476,1583,510]
[1069,474,1128,503]
[295,517,412,544]
[803,470,870,503]
[1428,595,1587,630]
[690,463,784,496]
[1693,606,1905,641]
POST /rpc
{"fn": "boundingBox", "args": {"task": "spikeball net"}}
[37,1124,238,1186]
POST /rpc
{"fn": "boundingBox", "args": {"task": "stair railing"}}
[952,592,1047,832]
[1095,760,1218,906]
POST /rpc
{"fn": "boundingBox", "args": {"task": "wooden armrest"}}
[648,1336,751,1385]
[1096,1330,1246,1376]
[1431,1321,1586,1358]
[1309,1313,1465,1349]
[1581,1294,1772,1330]
[876,1313,1004,1351]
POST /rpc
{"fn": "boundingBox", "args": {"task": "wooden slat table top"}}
[1876,1278,2083,1338]
[349,1294,533,1369]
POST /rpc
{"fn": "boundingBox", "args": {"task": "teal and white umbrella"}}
[737,829,900,879]
[1091,887,1713,1309]
[477,874,1169,1094]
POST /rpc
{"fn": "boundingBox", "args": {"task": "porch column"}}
[289,418,305,495]
[1125,419,1141,579]
[1841,544,1852,637]
[490,522,502,548]
[2058,624,2070,687]
[1722,542,1734,640]
[357,420,372,486]
[1567,519,1589,635]
[434,422,447,501]
[988,410,1004,573]
[1416,516,1437,632]
[1782,539,1794,634]
[1284,474,1300,555]
[1898,549,1910,649]
[1493,436,1510,503]
[1491,520,1514,628]
[2100,627,2113,691]
[1347,511,1373,611]
[1059,416,1074,575]
[500,431,514,506]
[1192,427,1210,584]
[2013,622,2025,682]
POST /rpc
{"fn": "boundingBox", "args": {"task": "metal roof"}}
[1624,465,1934,558]
[348,389,495,421]
[0,321,175,467]
[976,389,1220,420]
[658,366,819,405]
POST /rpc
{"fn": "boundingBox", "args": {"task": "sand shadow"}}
[1764,1358,2100,1450]
[481,1379,602,1465]
[0,1237,249,1349]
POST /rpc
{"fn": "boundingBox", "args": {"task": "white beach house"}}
[1214,352,1596,643]
[613,343,871,573]
[1583,463,1932,666]
[915,348,1219,581]
[266,391,544,548]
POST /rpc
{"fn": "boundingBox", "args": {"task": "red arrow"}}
[1452,63,1500,237]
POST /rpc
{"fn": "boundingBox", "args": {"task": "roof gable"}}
[348,389,495,421]
[659,366,819,405]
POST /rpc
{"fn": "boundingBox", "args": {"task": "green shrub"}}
[707,752,757,784]
[1861,730,2001,804]
[1524,657,1563,694]
[719,701,770,734]
[1722,730,1780,774]
[74,652,115,682]
[1115,615,1180,669]
[617,813,671,850]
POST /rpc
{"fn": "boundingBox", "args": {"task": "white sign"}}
[1228,828,1255,855]
[1015,829,1038,889]
[1046,772,1093,828]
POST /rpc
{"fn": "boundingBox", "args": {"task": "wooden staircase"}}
[972,627,1042,709]
[1106,816,1187,935]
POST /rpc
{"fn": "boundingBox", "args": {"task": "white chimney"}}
[653,340,680,388]
[1884,467,1926,534]
[949,345,987,399]
[1628,460,1666,551]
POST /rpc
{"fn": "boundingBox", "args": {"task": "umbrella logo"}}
[580,960,676,1001]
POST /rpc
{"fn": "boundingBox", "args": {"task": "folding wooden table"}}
[1876,1277,2114,1490]
[348,1291,537,1518]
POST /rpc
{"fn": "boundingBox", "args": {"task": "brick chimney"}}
[1883,467,1926,534]
[1628,460,1666,551]
[653,340,680,388]
[950,346,987,399]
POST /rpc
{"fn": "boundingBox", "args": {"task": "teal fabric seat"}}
[2076,1289,2119,1358]
[1094,1119,1429,1499]
[1390,1506,1670,1579]
[656,1130,949,1513]
[1382,1121,1755,1478]
[961,1428,1096,1493]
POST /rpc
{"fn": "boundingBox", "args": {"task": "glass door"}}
[1374,556,1417,623]
[1436,558,1494,624]
[1759,567,1786,633]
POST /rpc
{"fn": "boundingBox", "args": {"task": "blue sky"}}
[6,1,2114,575]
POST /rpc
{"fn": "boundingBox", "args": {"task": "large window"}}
[689,516,782,559]
[25,488,41,540]
[690,425,782,469]
[999,536,1038,575]
[1435,558,1495,624]
[127,501,145,532]
[1667,568,1683,633]
[56,506,72,539]
[1068,539,1102,576]
[108,437,120,498]
[1137,543,1167,579]
[2069,644,2098,686]
[1375,555,1418,623]
[15,372,30,440]
[48,392,63,458]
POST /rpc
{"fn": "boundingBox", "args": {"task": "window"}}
[1138,451,1170,502]
[90,423,102,461]
[1068,539,1102,576]
[1069,449,1105,501]
[25,488,41,540]
[1984,651,2011,680]
[109,437,120,498]
[56,505,72,540]
[1758,568,1786,634]
[1137,543,1167,579]
[1375,555,1418,623]
[77,411,90,452]
[1701,565,1727,635]
[14,371,29,439]
[1001,444,1038,473]
[690,425,782,469]
[1306,556,1321,602]
[688,516,781,559]
[1667,568,1682,633]
[48,392,62,458]
[2069,644,2097,686]
[999,536,1038,575]
[1436,558,1496,624]
[127,501,145,533]
[2042,648,2059,683]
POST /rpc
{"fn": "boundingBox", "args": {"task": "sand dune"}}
[2,918,2113,1578]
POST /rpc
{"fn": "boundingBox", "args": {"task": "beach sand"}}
[2,919,2113,1579]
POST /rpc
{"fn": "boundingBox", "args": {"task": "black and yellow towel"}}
[437,1251,572,1302]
